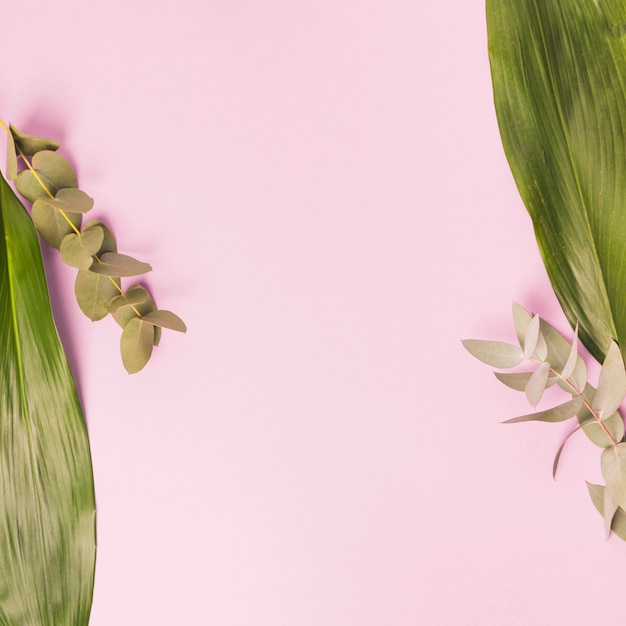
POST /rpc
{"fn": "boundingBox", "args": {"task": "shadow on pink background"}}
[1,1,624,624]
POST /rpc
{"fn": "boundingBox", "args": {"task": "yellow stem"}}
[0,118,142,318]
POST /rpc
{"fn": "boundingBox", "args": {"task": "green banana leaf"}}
[487,0,626,363]
[0,172,95,624]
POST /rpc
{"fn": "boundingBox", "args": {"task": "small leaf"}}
[14,150,77,202]
[604,487,619,541]
[110,285,157,328]
[539,319,571,372]
[462,339,523,368]
[108,286,149,314]
[525,361,550,407]
[593,340,626,418]
[601,443,626,510]
[503,394,584,424]
[561,322,579,380]
[495,371,533,391]
[512,301,531,346]
[9,124,60,155]
[552,424,583,479]
[587,483,626,542]
[89,252,152,278]
[523,314,540,360]
[39,188,94,214]
[59,226,104,270]
[31,200,82,249]
[496,370,558,392]
[120,317,155,374]
[569,357,587,394]
[142,310,187,333]
[575,386,623,448]
[6,128,18,180]
[82,220,117,255]
[75,271,121,321]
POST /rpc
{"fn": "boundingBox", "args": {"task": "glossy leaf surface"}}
[0,172,95,624]
[488,0,626,362]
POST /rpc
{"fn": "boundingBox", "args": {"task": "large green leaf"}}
[0,172,95,624]
[487,0,626,363]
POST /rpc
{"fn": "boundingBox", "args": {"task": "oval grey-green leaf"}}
[142,310,187,333]
[75,270,121,321]
[111,285,157,328]
[462,339,523,368]
[587,483,626,542]
[89,252,152,278]
[121,317,155,374]
[9,124,60,155]
[31,200,82,249]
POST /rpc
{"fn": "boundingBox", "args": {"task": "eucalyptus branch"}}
[464,302,626,540]
[1,121,186,373]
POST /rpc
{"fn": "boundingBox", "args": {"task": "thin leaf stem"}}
[0,119,143,318]
[531,356,618,446]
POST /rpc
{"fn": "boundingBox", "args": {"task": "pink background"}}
[2,0,625,624]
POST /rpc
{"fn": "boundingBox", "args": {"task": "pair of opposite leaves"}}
[5,123,186,373]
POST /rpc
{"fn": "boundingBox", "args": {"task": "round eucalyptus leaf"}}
[120,317,155,374]
[142,310,187,333]
[15,150,77,202]
[82,220,117,255]
[75,270,121,321]
[89,252,152,278]
[59,226,104,270]
[108,284,149,314]
[45,188,94,214]
[32,200,82,249]
[110,285,156,328]
[9,124,60,156]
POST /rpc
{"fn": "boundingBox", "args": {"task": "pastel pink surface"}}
[1,1,625,625]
